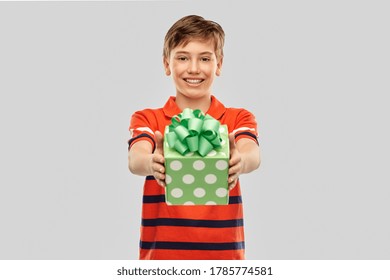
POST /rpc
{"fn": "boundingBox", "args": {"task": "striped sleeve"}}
[128,110,156,151]
[232,109,259,144]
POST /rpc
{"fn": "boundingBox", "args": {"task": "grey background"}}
[0,0,389,259]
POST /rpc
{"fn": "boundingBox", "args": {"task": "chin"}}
[182,92,210,100]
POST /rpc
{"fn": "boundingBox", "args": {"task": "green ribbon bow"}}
[166,108,222,157]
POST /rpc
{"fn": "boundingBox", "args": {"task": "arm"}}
[228,134,261,189]
[128,131,166,187]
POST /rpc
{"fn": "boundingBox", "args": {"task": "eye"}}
[201,57,211,62]
[177,56,188,61]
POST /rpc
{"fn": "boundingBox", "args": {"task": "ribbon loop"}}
[166,108,223,156]
[173,125,189,142]
[188,118,203,135]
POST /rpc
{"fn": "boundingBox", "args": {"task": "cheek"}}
[172,70,182,79]
[205,65,218,75]
[171,64,184,76]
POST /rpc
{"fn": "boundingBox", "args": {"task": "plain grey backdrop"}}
[0,0,389,259]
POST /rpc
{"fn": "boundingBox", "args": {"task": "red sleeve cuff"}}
[128,133,156,151]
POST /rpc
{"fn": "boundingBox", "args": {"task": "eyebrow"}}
[175,51,214,55]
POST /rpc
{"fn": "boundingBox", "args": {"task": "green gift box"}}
[163,108,229,206]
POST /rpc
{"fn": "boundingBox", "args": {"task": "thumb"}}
[154,130,164,154]
[229,133,236,155]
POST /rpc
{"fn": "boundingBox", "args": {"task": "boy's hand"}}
[151,131,166,187]
[228,133,242,190]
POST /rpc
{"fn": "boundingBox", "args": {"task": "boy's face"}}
[163,39,223,101]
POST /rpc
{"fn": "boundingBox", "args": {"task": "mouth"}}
[184,78,204,85]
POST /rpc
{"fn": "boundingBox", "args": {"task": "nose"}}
[187,60,200,74]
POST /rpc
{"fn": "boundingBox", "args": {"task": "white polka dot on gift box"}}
[193,187,206,198]
[204,174,217,184]
[171,188,183,198]
[216,160,228,170]
[193,160,205,170]
[170,160,182,171]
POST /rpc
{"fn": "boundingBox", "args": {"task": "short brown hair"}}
[163,15,225,59]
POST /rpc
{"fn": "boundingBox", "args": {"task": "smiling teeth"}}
[185,79,203,84]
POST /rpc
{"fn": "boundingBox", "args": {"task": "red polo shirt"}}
[129,95,258,260]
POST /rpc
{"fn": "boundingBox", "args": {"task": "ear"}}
[163,57,171,76]
[216,56,223,76]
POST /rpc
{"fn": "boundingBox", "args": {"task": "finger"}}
[153,171,165,181]
[229,179,238,190]
[229,155,241,167]
[229,164,240,175]
[156,179,166,188]
[228,173,238,184]
[153,162,165,174]
[153,154,165,165]
[154,130,164,155]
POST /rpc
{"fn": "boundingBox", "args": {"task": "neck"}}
[175,94,212,114]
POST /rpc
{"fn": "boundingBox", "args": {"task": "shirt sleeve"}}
[232,109,259,145]
[128,110,156,151]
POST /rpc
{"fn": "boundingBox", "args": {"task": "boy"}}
[128,15,260,260]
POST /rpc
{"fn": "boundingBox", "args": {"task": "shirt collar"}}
[162,95,227,120]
